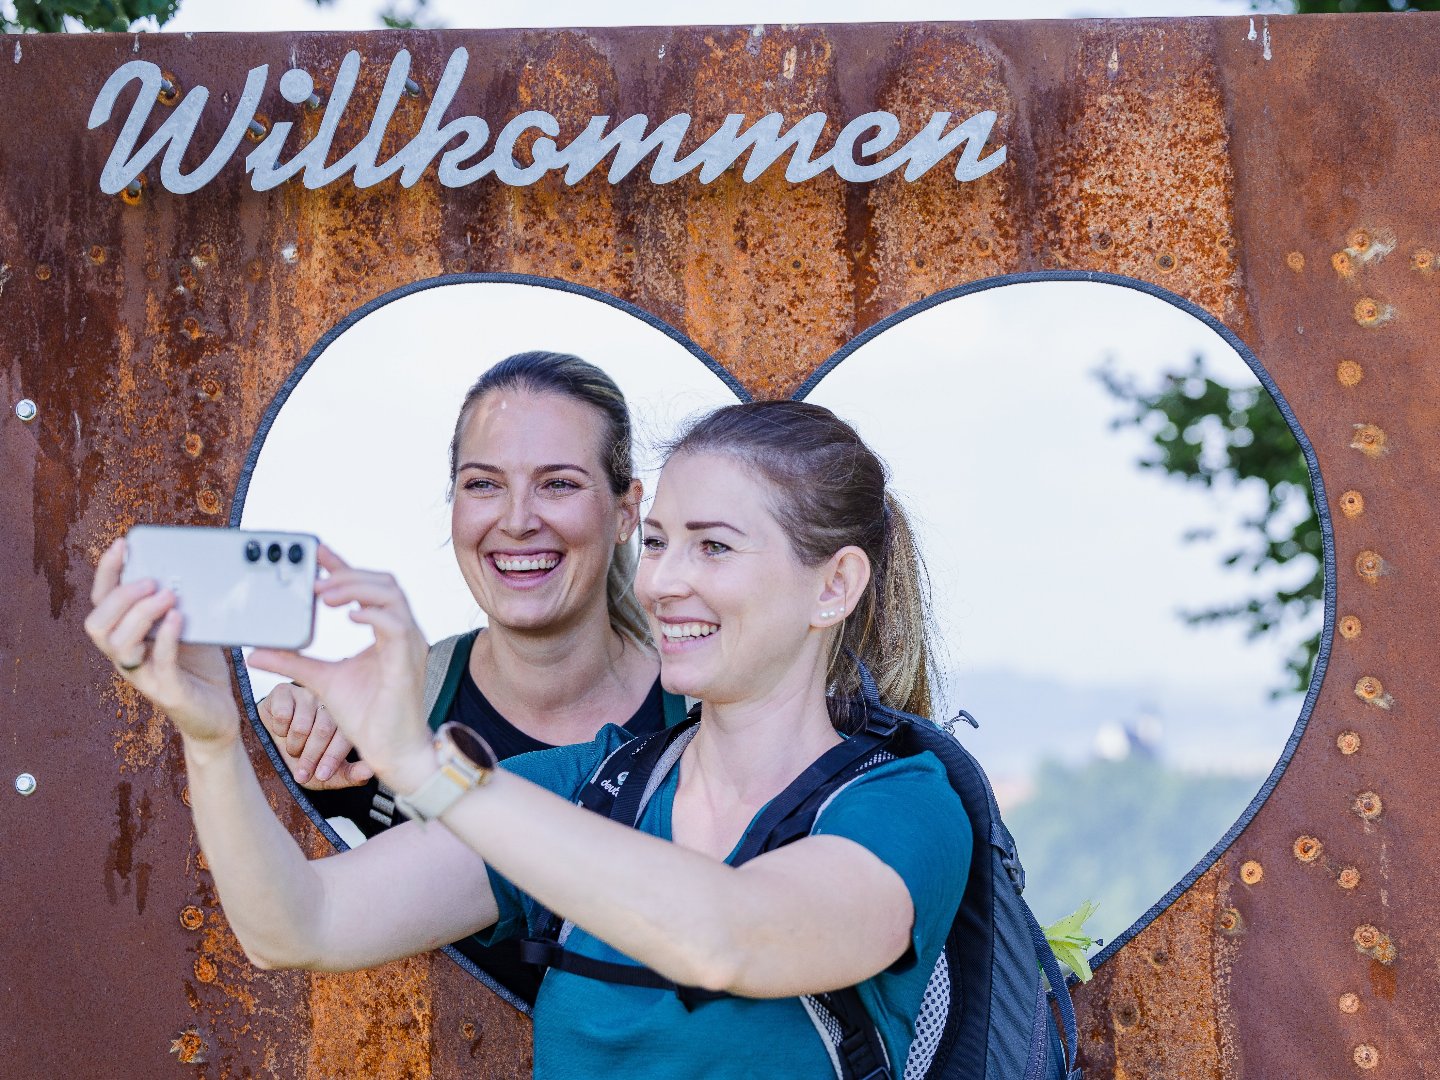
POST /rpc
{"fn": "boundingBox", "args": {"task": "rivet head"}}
[1217,907,1243,934]
[1337,731,1362,756]
[1353,791,1383,821]
[1340,490,1365,518]
[1339,992,1361,1014]
[1350,424,1388,457]
[168,1030,206,1065]
[1354,676,1390,708]
[1352,298,1385,326]
[1294,835,1322,863]
[1355,676,1380,696]
[1240,860,1264,885]
[1339,615,1362,640]
[1338,867,1361,889]
[14,398,37,422]
[1337,359,1364,387]
[14,772,37,796]
[1286,251,1305,272]
[1354,1044,1379,1070]
[1354,550,1385,582]
[1411,248,1434,272]
[179,905,204,930]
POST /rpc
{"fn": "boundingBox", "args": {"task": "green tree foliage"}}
[1099,358,1322,695]
[1007,755,1263,950]
[2,0,178,32]
[377,0,437,29]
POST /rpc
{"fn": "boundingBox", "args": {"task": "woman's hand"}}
[258,683,373,789]
[249,548,433,792]
[84,537,240,745]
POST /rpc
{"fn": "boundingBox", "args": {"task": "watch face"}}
[448,723,497,771]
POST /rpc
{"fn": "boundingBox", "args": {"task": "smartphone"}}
[121,526,319,649]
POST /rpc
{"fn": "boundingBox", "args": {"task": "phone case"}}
[121,526,319,649]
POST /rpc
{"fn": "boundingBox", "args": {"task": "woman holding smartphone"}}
[85,400,971,1077]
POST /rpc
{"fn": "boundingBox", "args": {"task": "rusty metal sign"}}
[2,14,1436,1078]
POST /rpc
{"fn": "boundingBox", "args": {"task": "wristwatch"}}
[392,722,499,824]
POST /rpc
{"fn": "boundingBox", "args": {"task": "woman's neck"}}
[686,671,842,805]
[470,612,658,742]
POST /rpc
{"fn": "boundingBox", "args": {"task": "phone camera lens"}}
[287,543,303,565]
[266,542,283,563]
[244,540,262,563]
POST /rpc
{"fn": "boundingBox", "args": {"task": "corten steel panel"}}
[0,14,1434,1078]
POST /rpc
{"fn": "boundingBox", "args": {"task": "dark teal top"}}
[481,724,972,1078]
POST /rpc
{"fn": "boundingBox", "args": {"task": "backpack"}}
[519,661,1082,1080]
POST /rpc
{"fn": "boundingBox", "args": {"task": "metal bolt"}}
[15,398,37,422]
[15,772,37,796]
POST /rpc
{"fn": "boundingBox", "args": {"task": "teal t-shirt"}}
[480,725,973,1079]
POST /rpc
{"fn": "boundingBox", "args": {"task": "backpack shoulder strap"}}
[519,719,705,993]
[423,630,477,731]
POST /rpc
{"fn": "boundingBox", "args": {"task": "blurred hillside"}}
[940,667,1283,950]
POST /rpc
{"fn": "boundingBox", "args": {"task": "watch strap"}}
[393,722,496,823]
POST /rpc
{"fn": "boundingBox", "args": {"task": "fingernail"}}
[294,768,309,782]
[316,764,332,780]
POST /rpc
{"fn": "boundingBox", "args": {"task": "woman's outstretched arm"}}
[85,540,497,973]
[254,552,959,998]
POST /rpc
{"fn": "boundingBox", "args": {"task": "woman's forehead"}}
[459,389,609,464]
[653,451,775,518]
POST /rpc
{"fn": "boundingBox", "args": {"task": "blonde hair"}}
[449,352,650,646]
[667,400,934,728]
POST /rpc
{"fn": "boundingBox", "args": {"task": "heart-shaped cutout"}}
[798,274,1329,963]
[235,271,1329,999]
